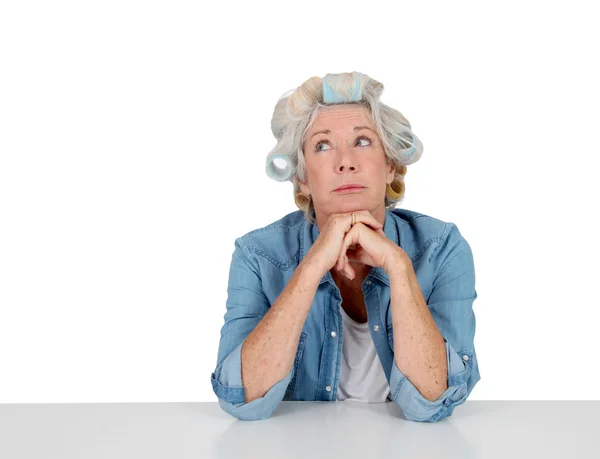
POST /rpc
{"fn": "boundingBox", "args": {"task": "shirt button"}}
[366,280,372,285]
[373,325,380,332]
[325,385,332,392]
[331,331,337,337]
[462,355,469,361]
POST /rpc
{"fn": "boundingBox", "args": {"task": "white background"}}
[1,0,598,402]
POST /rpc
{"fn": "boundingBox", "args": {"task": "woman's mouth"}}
[334,185,365,193]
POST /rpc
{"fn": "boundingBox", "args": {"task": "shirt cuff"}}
[210,341,294,421]
[389,337,471,422]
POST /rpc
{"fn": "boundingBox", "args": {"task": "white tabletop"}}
[1,401,598,458]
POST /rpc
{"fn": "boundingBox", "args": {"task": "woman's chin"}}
[332,200,370,213]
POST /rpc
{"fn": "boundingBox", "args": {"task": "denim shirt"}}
[210,207,481,422]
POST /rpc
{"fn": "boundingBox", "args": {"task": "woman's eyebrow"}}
[310,125,375,140]
[353,126,376,134]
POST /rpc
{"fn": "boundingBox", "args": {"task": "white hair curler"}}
[265,154,293,181]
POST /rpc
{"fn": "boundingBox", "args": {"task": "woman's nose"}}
[336,145,358,172]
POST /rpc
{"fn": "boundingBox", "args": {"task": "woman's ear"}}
[298,175,310,197]
[386,160,396,184]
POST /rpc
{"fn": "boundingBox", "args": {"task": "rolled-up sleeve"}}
[210,237,292,421]
[389,224,481,422]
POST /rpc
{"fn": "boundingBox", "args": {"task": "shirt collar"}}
[299,208,400,288]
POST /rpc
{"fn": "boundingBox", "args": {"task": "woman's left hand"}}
[336,222,408,280]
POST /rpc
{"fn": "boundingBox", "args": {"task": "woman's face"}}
[299,104,395,227]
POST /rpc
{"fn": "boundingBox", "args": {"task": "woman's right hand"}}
[303,210,385,280]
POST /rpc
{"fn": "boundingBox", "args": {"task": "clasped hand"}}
[335,211,407,281]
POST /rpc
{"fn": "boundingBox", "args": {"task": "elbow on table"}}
[394,365,481,423]
[392,339,481,422]
[401,398,460,423]
[210,366,295,421]
[216,395,280,421]
[215,397,273,421]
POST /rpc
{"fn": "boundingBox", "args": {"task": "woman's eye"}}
[356,135,372,146]
[315,141,330,152]
[315,135,372,152]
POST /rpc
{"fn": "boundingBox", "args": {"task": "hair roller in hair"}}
[397,131,423,162]
[265,154,292,181]
[322,73,362,104]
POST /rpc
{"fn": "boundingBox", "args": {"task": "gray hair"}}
[265,71,424,224]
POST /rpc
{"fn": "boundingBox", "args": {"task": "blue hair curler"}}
[322,73,361,103]
[400,134,416,159]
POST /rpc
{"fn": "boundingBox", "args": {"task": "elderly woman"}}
[210,72,480,422]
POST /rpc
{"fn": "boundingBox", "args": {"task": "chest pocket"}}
[283,331,308,400]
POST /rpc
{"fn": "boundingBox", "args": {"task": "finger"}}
[340,228,360,277]
[355,222,385,240]
[346,211,382,232]
[337,241,349,272]
[345,270,354,280]
[338,225,354,269]
[336,253,351,278]
[344,253,355,280]
[357,210,384,230]
[340,255,354,280]
[344,224,383,271]
[340,229,360,279]
[337,252,345,272]
[346,256,366,280]
[337,218,383,278]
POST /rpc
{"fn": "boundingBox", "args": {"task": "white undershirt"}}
[336,304,393,403]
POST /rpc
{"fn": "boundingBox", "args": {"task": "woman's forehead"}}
[309,105,374,134]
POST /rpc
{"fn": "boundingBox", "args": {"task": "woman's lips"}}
[334,186,365,193]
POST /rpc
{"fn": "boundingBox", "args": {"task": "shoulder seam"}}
[240,222,303,271]
[242,218,305,237]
